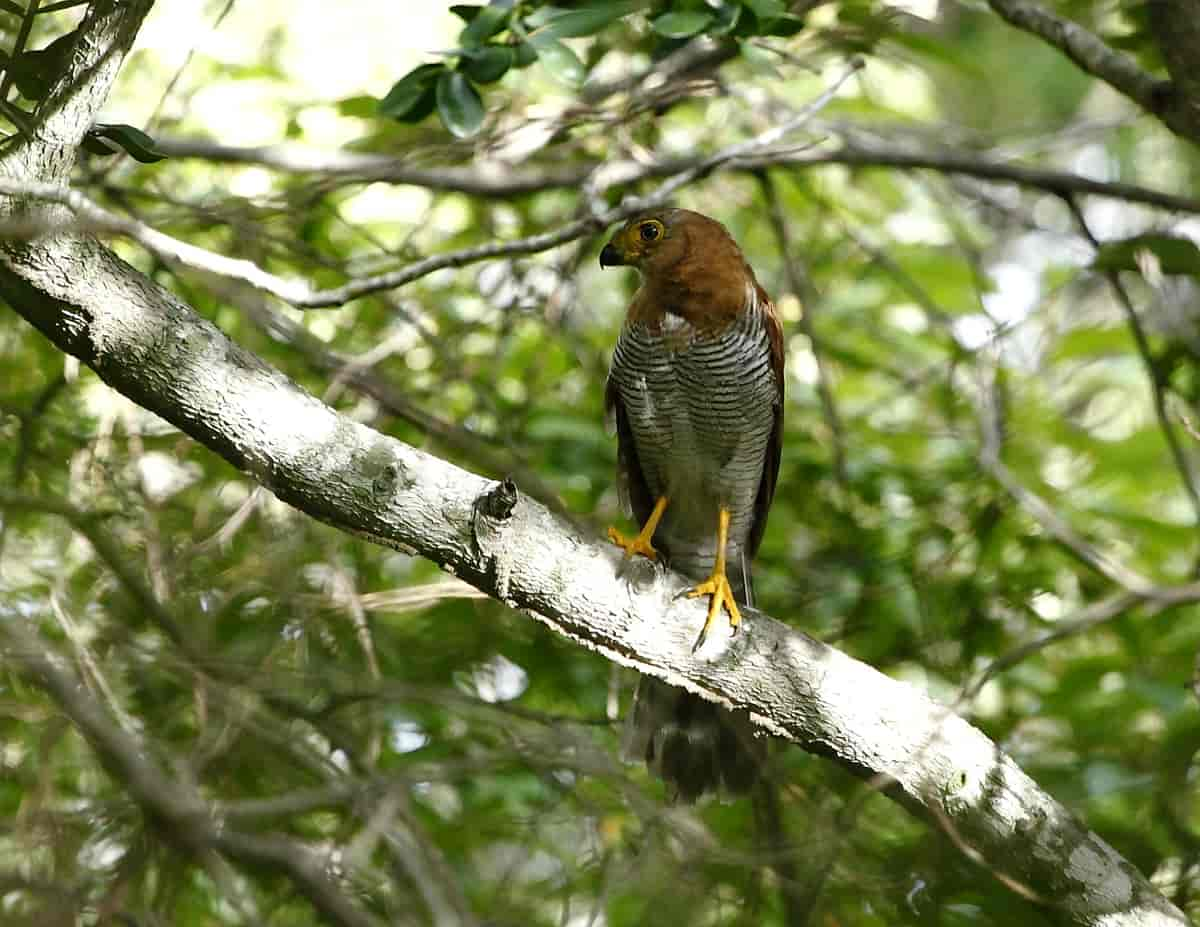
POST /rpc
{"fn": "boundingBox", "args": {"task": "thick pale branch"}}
[0,220,1188,925]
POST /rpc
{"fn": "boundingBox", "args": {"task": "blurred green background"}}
[2,1,1199,924]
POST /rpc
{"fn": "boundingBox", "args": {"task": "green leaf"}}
[450,4,483,21]
[80,134,120,157]
[738,39,779,76]
[539,2,638,39]
[8,32,75,101]
[710,2,742,34]
[89,124,166,163]
[461,4,511,46]
[758,12,805,36]
[1051,326,1131,361]
[743,0,785,18]
[436,71,485,137]
[530,36,586,86]
[651,11,713,38]
[512,41,538,67]
[379,64,442,121]
[1092,234,1200,278]
[336,95,378,118]
[461,44,514,84]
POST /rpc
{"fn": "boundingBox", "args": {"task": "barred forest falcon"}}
[600,208,784,800]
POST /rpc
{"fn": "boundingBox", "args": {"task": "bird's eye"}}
[639,222,661,242]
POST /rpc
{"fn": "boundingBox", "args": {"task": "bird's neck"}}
[629,256,757,331]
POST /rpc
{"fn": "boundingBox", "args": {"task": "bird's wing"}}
[747,285,785,558]
[605,372,655,528]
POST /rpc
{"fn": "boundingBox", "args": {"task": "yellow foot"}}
[607,525,658,560]
[688,570,741,652]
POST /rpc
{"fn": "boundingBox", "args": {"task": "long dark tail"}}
[623,547,765,801]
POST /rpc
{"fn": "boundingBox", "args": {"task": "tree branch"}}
[0,618,391,927]
[152,135,1200,214]
[1148,0,1200,132]
[4,140,1198,315]
[0,60,864,309]
[983,1,1187,136]
[0,222,1188,927]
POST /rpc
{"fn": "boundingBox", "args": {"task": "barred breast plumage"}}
[609,288,778,591]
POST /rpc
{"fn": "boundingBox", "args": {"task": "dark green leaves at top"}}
[1092,234,1200,279]
[651,10,713,39]
[737,0,805,38]
[461,44,514,84]
[84,123,166,163]
[460,3,513,47]
[379,63,442,122]
[743,0,785,17]
[436,71,486,137]
[528,35,586,87]
[537,2,639,39]
[380,0,809,135]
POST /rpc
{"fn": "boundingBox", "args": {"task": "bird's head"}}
[599,209,679,274]
[599,208,758,322]
[600,208,738,278]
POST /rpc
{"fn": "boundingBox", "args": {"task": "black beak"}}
[599,242,624,268]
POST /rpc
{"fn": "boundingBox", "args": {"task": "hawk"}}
[600,207,784,800]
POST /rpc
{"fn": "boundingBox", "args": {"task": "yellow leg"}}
[688,506,741,651]
[608,495,669,560]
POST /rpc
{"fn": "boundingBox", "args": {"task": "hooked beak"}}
[599,241,625,268]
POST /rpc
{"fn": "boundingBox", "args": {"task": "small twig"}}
[757,170,849,488]
[152,136,1200,215]
[0,619,389,927]
[1178,404,1200,443]
[0,490,191,645]
[1064,195,1200,527]
[959,581,1200,704]
[975,359,1162,594]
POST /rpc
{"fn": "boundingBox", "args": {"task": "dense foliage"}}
[1,1,1200,924]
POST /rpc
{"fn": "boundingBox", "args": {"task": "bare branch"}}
[154,137,602,193]
[757,170,849,489]
[983,0,1194,142]
[153,136,1200,215]
[959,585,1200,704]
[3,141,1195,316]
[0,60,863,308]
[0,619,390,927]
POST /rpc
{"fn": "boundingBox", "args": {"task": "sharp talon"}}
[688,571,740,651]
[607,525,657,560]
[607,497,667,562]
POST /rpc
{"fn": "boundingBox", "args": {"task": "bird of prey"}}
[600,207,784,800]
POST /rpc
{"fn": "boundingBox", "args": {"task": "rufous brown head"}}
[600,208,743,279]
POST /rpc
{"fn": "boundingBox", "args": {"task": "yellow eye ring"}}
[638,220,664,242]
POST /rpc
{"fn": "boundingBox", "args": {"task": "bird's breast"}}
[609,304,777,549]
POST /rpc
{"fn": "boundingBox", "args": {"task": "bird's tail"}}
[622,546,765,801]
